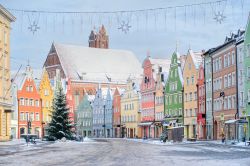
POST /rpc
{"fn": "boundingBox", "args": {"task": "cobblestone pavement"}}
[0,139,250,166]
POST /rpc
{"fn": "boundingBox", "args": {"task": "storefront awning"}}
[138,122,152,126]
[225,119,248,124]
[225,119,237,124]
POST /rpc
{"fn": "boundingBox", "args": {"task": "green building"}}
[76,94,93,137]
[244,14,250,138]
[165,51,184,127]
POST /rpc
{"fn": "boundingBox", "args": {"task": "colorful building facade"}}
[183,50,202,139]
[165,51,184,127]
[39,69,53,136]
[113,88,122,138]
[197,62,206,139]
[140,56,170,138]
[121,79,141,138]
[211,34,241,140]
[0,5,15,141]
[76,93,93,137]
[204,50,213,139]
[17,65,42,138]
[244,14,250,138]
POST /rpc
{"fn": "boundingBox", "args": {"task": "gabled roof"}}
[48,43,142,84]
[189,49,202,70]
[148,57,171,80]
[11,67,43,90]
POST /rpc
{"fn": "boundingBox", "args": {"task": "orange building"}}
[17,65,42,138]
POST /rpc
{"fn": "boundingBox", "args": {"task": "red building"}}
[17,65,43,138]
[113,88,122,138]
[140,55,170,138]
[197,62,206,139]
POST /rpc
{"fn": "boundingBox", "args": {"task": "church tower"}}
[88,25,109,49]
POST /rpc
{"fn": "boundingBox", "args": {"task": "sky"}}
[1,0,250,71]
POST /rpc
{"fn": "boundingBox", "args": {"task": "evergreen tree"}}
[47,88,74,140]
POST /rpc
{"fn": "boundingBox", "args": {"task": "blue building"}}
[104,88,113,138]
[92,86,105,137]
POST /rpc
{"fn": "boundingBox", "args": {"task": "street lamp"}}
[153,91,156,138]
[103,104,106,138]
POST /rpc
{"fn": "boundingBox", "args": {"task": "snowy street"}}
[0,139,250,166]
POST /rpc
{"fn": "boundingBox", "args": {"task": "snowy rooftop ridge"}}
[52,43,143,84]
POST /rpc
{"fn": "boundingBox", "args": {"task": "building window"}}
[194,92,197,100]
[189,109,192,117]
[189,92,192,101]
[232,72,236,85]
[35,113,39,121]
[30,99,34,106]
[224,54,227,67]
[228,96,232,109]
[189,63,191,70]
[219,57,222,70]
[45,89,49,96]
[228,74,232,87]
[20,112,24,121]
[232,52,235,65]
[20,98,24,106]
[36,100,40,107]
[25,98,29,106]
[186,77,189,86]
[248,67,250,79]
[228,53,231,66]
[30,112,34,121]
[224,75,227,88]
[29,86,33,92]
[191,76,194,85]
[224,97,228,110]
[26,86,29,92]
[248,90,250,102]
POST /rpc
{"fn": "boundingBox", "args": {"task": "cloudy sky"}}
[1,0,250,70]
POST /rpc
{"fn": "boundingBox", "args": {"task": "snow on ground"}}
[0,139,26,146]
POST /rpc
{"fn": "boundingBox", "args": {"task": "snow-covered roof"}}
[11,67,43,90]
[52,43,143,84]
[148,57,171,80]
[189,49,202,70]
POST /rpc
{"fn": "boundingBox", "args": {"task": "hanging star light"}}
[213,11,226,24]
[28,21,40,35]
[118,20,132,34]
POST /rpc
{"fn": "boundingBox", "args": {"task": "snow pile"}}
[125,138,173,145]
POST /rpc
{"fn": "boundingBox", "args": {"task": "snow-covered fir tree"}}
[47,88,74,140]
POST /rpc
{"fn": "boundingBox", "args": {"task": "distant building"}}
[39,69,53,136]
[76,93,94,137]
[121,78,141,138]
[243,14,250,139]
[92,86,105,137]
[113,88,123,138]
[197,61,206,140]
[104,87,113,138]
[89,25,109,49]
[0,5,15,141]
[140,55,171,138]
[43,42,142,123]
[164,51,184,128]
[17,65,42,138]
[183,49,202,139]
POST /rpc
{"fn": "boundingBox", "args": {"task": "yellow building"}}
[183,49,202,139]
[39,69,53,136]
[121,78,141,138]
[0,5,15,141]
